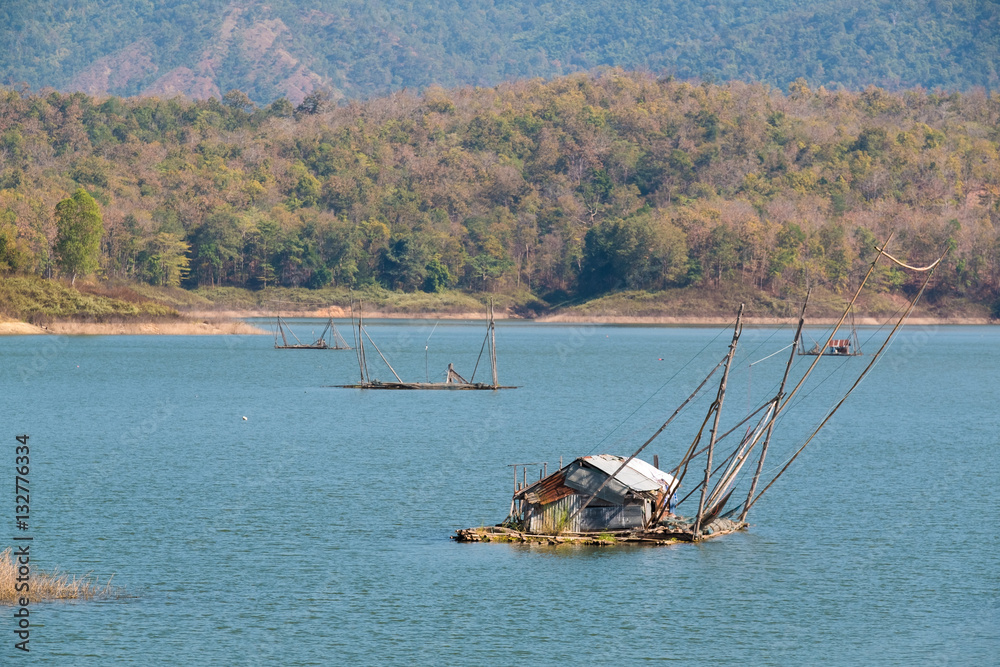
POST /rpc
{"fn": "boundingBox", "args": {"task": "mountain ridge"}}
[2,0,997,105]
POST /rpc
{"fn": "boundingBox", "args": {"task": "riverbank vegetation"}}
[0,276,177,323]
[0,71,998,320]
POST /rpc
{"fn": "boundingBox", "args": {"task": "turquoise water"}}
[2,321,997,664]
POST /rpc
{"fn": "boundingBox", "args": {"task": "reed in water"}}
[0,548,120,603]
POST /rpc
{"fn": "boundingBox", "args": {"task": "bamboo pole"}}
[684,237,889,468]
[693,304,743,539]
[701,399,775,512]
[671,399,775,477]
[739,295,808,522]
[774,233,893,419]
[351,301,368,383]
[562,353,728,532]
[490,299,498,388]
[673,414,773,510]
[469,303,491,382]
[668,406,715,492]
[745,261,940,513]
[363,328,404,383]
[359,303,370,383]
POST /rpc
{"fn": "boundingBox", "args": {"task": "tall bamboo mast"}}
[738,295,808,522]
[561,356,727,531]
[489,299,498,388]
[351,301,366,383]
[701,237,892,516]
[718,238,893,499]
[358,302,372,384]
[693,303,744,539]
[773,233,893,418]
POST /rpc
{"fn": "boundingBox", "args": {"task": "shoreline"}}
[200,308,993,326]
[533,314,993,326]
[0,318,268,336]
[184,307,492,320]
[1,311,992,336]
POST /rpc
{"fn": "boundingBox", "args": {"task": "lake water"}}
[2,319,997,664]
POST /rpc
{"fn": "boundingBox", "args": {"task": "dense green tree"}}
[295,89,333,116]
[142,232,191,287]
[423,257,453,293]
[379,236,428,291]
[580,214,688,294]
[54,188,103,285]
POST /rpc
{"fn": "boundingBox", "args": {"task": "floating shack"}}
[515,455,678,533]
[458,453,742,545]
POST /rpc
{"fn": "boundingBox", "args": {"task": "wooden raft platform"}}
[334,381,517,390]
[453,518,746,546]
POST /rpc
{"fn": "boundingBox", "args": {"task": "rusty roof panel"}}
[513,455,679,506]
[520,470,575,505]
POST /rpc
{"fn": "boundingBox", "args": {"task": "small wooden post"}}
[653,455,659,469]
[543,462,547,477]
[523,467,526,489]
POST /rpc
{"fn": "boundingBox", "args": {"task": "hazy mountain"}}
[1,0,997,104]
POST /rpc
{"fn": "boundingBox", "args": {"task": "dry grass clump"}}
[0,548,120,603]
[45,318,267,335]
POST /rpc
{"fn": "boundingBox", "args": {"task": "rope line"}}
[749,342,795,367]
[585,317,736,456]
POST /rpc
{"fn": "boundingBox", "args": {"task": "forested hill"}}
[1,0,998,105]
[0,72,999,313]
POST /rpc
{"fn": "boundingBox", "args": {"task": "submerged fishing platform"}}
[453,237,945,548]
[273,312,352,350]
[336,299,515,390]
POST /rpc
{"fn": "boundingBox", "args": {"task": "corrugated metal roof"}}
[514,455,679,508]
[564,464,631,504]
[581,455,678,493]
[622,457,680,493]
